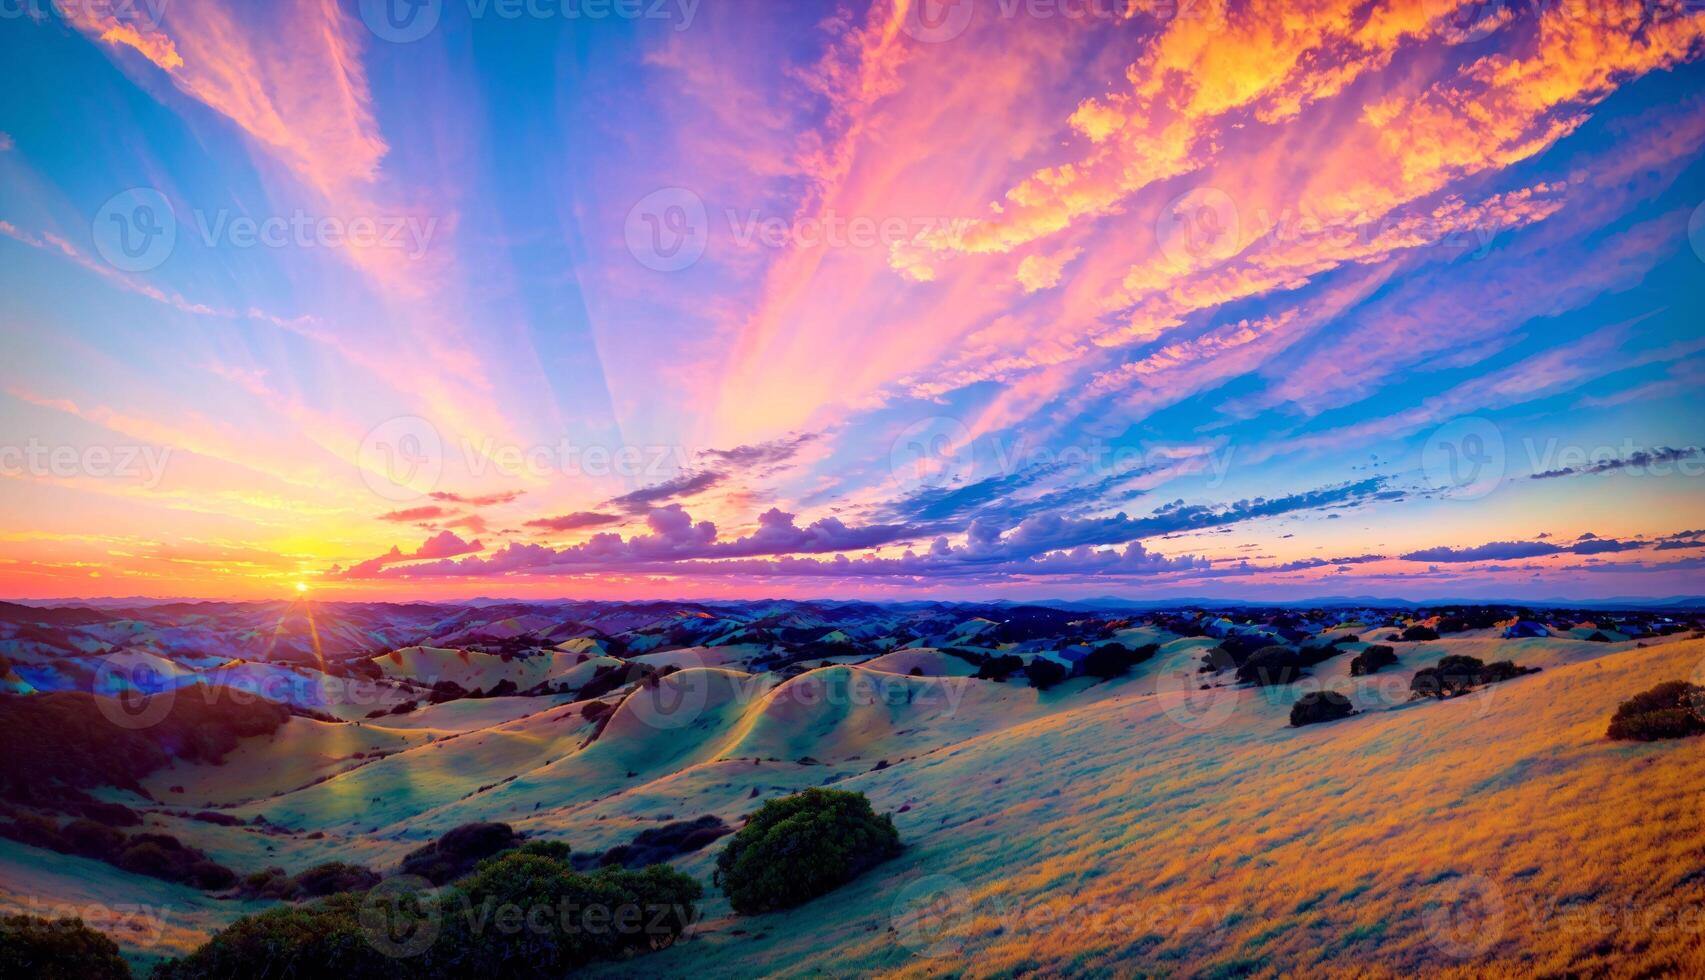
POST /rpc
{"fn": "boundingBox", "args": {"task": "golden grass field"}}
[4,630,1703,977]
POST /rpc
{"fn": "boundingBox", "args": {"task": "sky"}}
[1,0,1703,603]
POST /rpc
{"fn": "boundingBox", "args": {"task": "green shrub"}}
[1235,646,1304,686]
[1606,681,1705,741]
[1289,691,1355,727]
[714,788,901,914]
[1078,643,1159,680]
[0,914,130,980]
[1348,645,1398,676]
[114,833,236,890]
[972,654,1024,680]
[596,816,728,869]
[151,893,412,980]
[516,839,573,862]
[430,852,701,975]
[400,822,519,885]
[1400,625,1440,642]
[160,842,700,980]
[1023,657,1068,690]
[0,689,289,804]
[61,819,127,860]
[290,862,381,899]
[1410,655,1539,699]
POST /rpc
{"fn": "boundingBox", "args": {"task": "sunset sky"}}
[1,0,1703,601]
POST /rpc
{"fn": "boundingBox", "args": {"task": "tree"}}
[431,852,701,975]
[1078,643,1160,680]
[714,788,901,915]
[1235,646,1304,686]
[1349,645,1398,676]
[1606,681,1705,741]
[1023,658,1068,690]
[1410,655,1538,699]
[1410,655,1486,699]
[972,654,1024,680]
[1290,691,1355,727]
[399,822,520,885]
[151,893,414,980]
[0,914,130,980]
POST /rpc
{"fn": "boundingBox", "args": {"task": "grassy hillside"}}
[3,622,1702,976]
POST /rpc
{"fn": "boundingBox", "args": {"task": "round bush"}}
[1235,646,1304,686]
[1290,691,1355,727]
[0,914,130,980]
[1349,645,1398,677]
[714,788,902,915]
[151,893,412,980]
[431,851,702,975]
[1606,681,1705,741]
[158,847,700,980]
[290,862,381,899]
